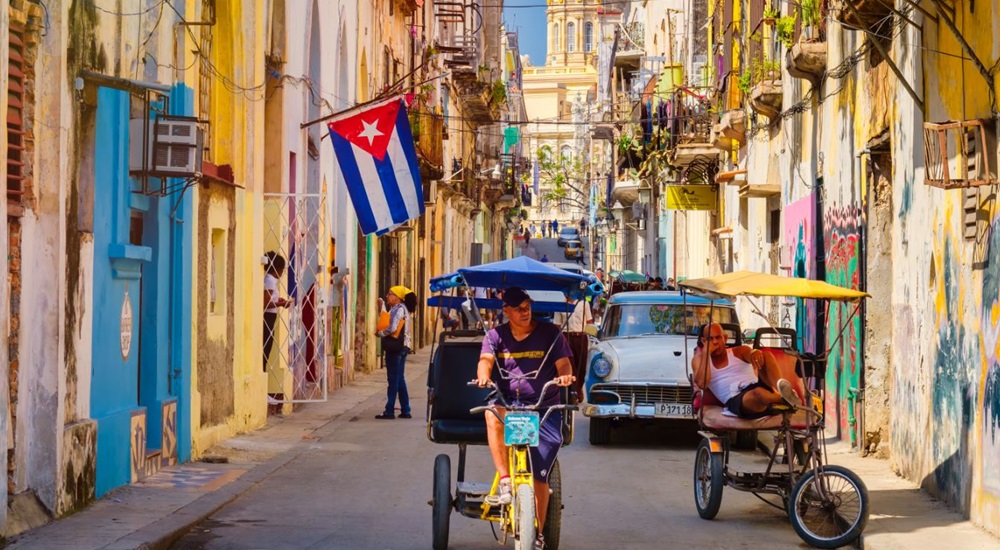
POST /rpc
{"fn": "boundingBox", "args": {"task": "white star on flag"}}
[358,119,383,145]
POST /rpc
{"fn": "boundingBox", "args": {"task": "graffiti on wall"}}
[980,221,1000,497]
[823,202,863,445]
[928,236,979,511]
[783,195,817,353]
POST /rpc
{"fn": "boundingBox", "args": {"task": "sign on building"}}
[665,185,718,211]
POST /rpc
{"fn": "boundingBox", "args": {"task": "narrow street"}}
[521,237,591,269]
[170,364,802,550]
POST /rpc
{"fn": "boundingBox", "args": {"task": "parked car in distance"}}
[557,227,580,246]
[582,291,740,445]
[564,239,584,259]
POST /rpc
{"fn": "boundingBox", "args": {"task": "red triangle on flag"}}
[327,100,401,161]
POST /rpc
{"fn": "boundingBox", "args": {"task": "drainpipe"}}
[852,146,872,453]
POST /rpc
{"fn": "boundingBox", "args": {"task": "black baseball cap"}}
[501,287,533,308]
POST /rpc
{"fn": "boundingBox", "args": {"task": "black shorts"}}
[725,381,774,419]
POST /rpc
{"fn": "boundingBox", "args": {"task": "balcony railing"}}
[616,22,645,55]
[413,110,444,173]
[666,87,714,150]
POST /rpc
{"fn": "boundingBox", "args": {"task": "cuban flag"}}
[328,98,424,235]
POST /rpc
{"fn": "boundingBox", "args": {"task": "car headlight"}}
[591,354,613,378]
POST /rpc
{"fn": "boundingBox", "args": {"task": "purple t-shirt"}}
[481,321,573,407]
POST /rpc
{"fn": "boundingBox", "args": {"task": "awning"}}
[680,271,869,302]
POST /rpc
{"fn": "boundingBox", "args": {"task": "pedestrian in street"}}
[541,254,549,263]
[263,251,292,372]
[375,285,418,419]
[524,226,531,246]
[542,221,549,238]
[530,222,537,237]
[580,217,588,233]
[552,219,559,234]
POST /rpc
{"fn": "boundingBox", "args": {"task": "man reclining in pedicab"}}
[473,287,575,550]
[692,322,806,418]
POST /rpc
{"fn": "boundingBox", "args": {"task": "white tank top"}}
[707,349,758,403]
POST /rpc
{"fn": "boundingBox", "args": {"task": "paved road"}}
[171,373,806,549]
[523,237,591,269]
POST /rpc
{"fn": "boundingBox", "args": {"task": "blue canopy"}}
[428,256,604,300]
[427,295,577,314]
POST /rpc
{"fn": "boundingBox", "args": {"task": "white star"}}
[358,119,384,146]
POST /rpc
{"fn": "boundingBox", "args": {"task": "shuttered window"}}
[7,23,25,208]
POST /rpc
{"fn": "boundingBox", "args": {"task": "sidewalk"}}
[6,345,999,549]
[823,440,1000,549]
[5,347,434,550]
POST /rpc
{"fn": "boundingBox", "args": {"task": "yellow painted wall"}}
[189,0,268,457]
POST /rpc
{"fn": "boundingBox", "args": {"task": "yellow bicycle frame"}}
[480,443,534,534]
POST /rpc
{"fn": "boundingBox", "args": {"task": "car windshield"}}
[600,303,737,339]
[559,228,578,236]
[567,240,582,247]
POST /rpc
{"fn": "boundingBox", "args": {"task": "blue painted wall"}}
[90,85,195,496]
[91,87,149,496]
[169,83,194,464]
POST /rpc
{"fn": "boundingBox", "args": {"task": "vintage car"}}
[582,291,740,444]
[563,239,584,259]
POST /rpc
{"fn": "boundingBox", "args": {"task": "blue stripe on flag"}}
[374,156,409,225]
[330,130,379,235]
[393,106,425,211]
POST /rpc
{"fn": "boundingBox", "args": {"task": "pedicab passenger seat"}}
[426,331,492,445]
[692,327,811,431]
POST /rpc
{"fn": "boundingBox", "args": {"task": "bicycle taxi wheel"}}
[693,439,724,519]
[787,465,869,548]
[515,483,536,550]
[542,459,562,550]
[432,454,451,550]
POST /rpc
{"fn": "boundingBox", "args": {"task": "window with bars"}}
[584,22,594,52]
[7,23,26,207]
[567,22,576,52]
[199,0,214,162]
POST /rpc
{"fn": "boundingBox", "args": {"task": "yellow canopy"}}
[679,271,869,302]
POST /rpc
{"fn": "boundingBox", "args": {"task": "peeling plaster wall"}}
[16,0,73,514]
[195,187,236,430]
[887,1,1000,536]
[189,0,267,456]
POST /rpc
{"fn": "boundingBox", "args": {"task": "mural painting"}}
[928,235,979,512]
[823,202,863,445]
[783,195,817,353]
[980,220,1000,499]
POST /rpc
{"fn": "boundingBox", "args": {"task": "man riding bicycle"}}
[473,287,575,550]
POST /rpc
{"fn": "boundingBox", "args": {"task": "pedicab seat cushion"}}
[696,384,810,431]
[427,340,492,445]
[700,404,810,431]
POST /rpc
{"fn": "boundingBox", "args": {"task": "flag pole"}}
[300,63,448,129]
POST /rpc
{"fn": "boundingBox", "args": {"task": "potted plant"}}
[763,6,780,25]
[775,15,797,48]
[799,0,821,41]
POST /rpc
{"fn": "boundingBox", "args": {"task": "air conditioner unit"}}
[129,116,204,177]
[423,181,437,206]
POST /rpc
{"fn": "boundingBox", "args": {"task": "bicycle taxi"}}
[424,257,604,550]
[679,271,871,549]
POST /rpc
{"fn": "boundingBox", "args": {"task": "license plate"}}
[504,412,540,447]
[654,403,693,417]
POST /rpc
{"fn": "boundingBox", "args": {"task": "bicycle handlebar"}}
[466,379,578,416]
